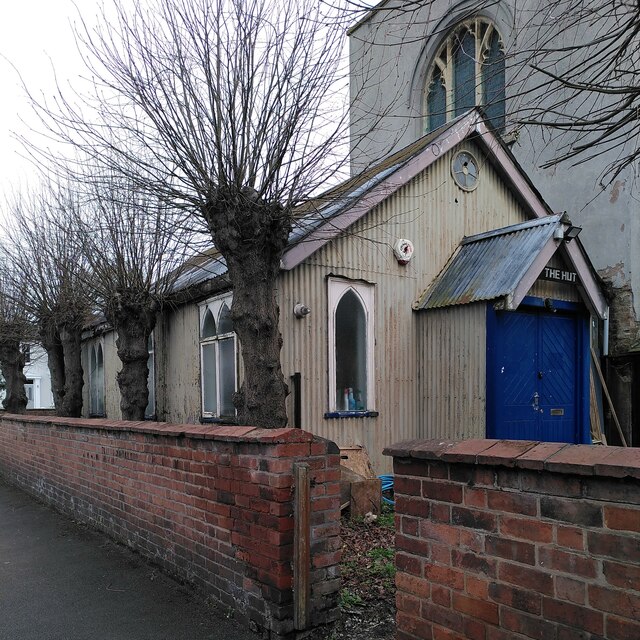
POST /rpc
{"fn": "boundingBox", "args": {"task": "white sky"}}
[0,1,105,191]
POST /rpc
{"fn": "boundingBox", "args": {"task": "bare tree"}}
[3,184,90,417]
[506,0,640,184]
[0,269,32,414]
[26,0,349,427]
[70,170,191,421]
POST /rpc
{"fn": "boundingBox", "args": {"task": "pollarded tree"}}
[0,269,32,414]
[70,170,191,421]
[25,0,350,427]
[3,183,90,417]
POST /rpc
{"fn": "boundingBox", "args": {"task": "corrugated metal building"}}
[82,109,607,473]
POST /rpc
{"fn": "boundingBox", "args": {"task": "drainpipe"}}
[603,307,610,356]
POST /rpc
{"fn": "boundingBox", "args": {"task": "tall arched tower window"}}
[425,18,505,132]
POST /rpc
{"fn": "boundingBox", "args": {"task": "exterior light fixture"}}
[564,226,582,242]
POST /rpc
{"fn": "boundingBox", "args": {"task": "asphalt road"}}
[0,479,255,640]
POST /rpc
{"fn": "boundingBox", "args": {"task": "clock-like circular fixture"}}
[451,150,479,191]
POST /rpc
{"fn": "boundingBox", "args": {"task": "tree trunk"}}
[207,192,291,428]
[39,321,66,415]
[0,339,27,414]
[58,324,84,417]
[110,297,156,421]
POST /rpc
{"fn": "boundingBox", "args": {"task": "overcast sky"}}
[0,1,104,191]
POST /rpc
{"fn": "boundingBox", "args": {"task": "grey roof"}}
[169,118,461,293]
[416,215,563,310]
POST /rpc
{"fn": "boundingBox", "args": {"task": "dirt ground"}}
[311,507,396,640]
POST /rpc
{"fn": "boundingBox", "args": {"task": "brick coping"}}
[384,439,640,479]
[0,413,313,444]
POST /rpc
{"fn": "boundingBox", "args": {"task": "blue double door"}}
[488,305,588,443]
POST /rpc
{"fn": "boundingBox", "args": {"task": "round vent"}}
[451,150,479,191]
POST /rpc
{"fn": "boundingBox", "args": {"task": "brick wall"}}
[385,439,640,640]
[0,415,341,638]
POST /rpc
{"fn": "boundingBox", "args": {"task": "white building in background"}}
[23,344,54,409]
[0,343,54,410]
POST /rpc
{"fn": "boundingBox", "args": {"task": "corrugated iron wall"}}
[417,303,487,440]
[278,141,531,472]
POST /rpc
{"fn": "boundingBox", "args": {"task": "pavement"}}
[0,479,255,640]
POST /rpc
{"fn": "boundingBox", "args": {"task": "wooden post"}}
[293,462,311,630]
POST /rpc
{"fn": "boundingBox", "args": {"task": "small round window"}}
[451,150,479,191]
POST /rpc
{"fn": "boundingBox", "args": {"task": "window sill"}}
[200,416,238,425]
[324,410,379,419]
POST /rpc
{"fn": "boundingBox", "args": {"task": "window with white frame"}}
[145,333,155,418]
[425,17,505,133]
[200,293,237,418]
[89,341,105,416]
[328,278,375,413]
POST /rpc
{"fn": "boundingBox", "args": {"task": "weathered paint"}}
[417,303,487,439]
[81,138,596,473]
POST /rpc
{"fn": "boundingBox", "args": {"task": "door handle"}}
[532,392,539,412]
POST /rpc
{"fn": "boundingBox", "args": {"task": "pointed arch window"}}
[328,278,375,413]
[146,333,155,419]
[199,293,237,418]
[89,341,105,417]
[424,18,505,132]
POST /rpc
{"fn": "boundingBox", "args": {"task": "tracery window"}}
[425,18,505,132]
[200,293,237,418]
[327,278,375,413]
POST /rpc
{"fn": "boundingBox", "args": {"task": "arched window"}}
[424,18,505,132]
[200,293,237,418]
[146,333,155,419]
[89,341,105,416]
[328,278,375,413]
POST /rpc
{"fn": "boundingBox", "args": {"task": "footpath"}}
[0,479,254,640]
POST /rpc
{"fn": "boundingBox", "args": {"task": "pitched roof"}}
[416,216,563,310]
[415,215,607,319]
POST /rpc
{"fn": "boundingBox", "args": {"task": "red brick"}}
[501,608,556,640]
[441,439,499,463]
[419,521,461,546]
[514,442,569,470]
[485,535,535,565]
[396,572,431,598]
[592,448,640,479]
[423,480,463,504]
[463,487,486,508]
[451,507,497,532]
[500,516,553,543]
[397,533,431,558]
[465,575,489,600]
[421,602,463,634]
[397,496,431,518]
[520,472,582,497]
[452,592,498,624]
[431,584,451,607]
[587,530,640,561]
[602,560,640,592]
[604,505,640,533]
[589,585,640,619]
[499,562,554,597]
[432,626,464,640]
[424,563,465,591]
[402,515,420,536]
[541,495,603,527]
[488,582,541,615]
[606,615,640,640]
[396,591,422,615]
[556,525,585,550]
[486,490,537,516]
[543,596,604,634]
[555,576,586,605]
[396,612,433,640]
[451,549,497,578]
[395,476,422,495]
[538,547,597,579]
[396,552,422,576]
